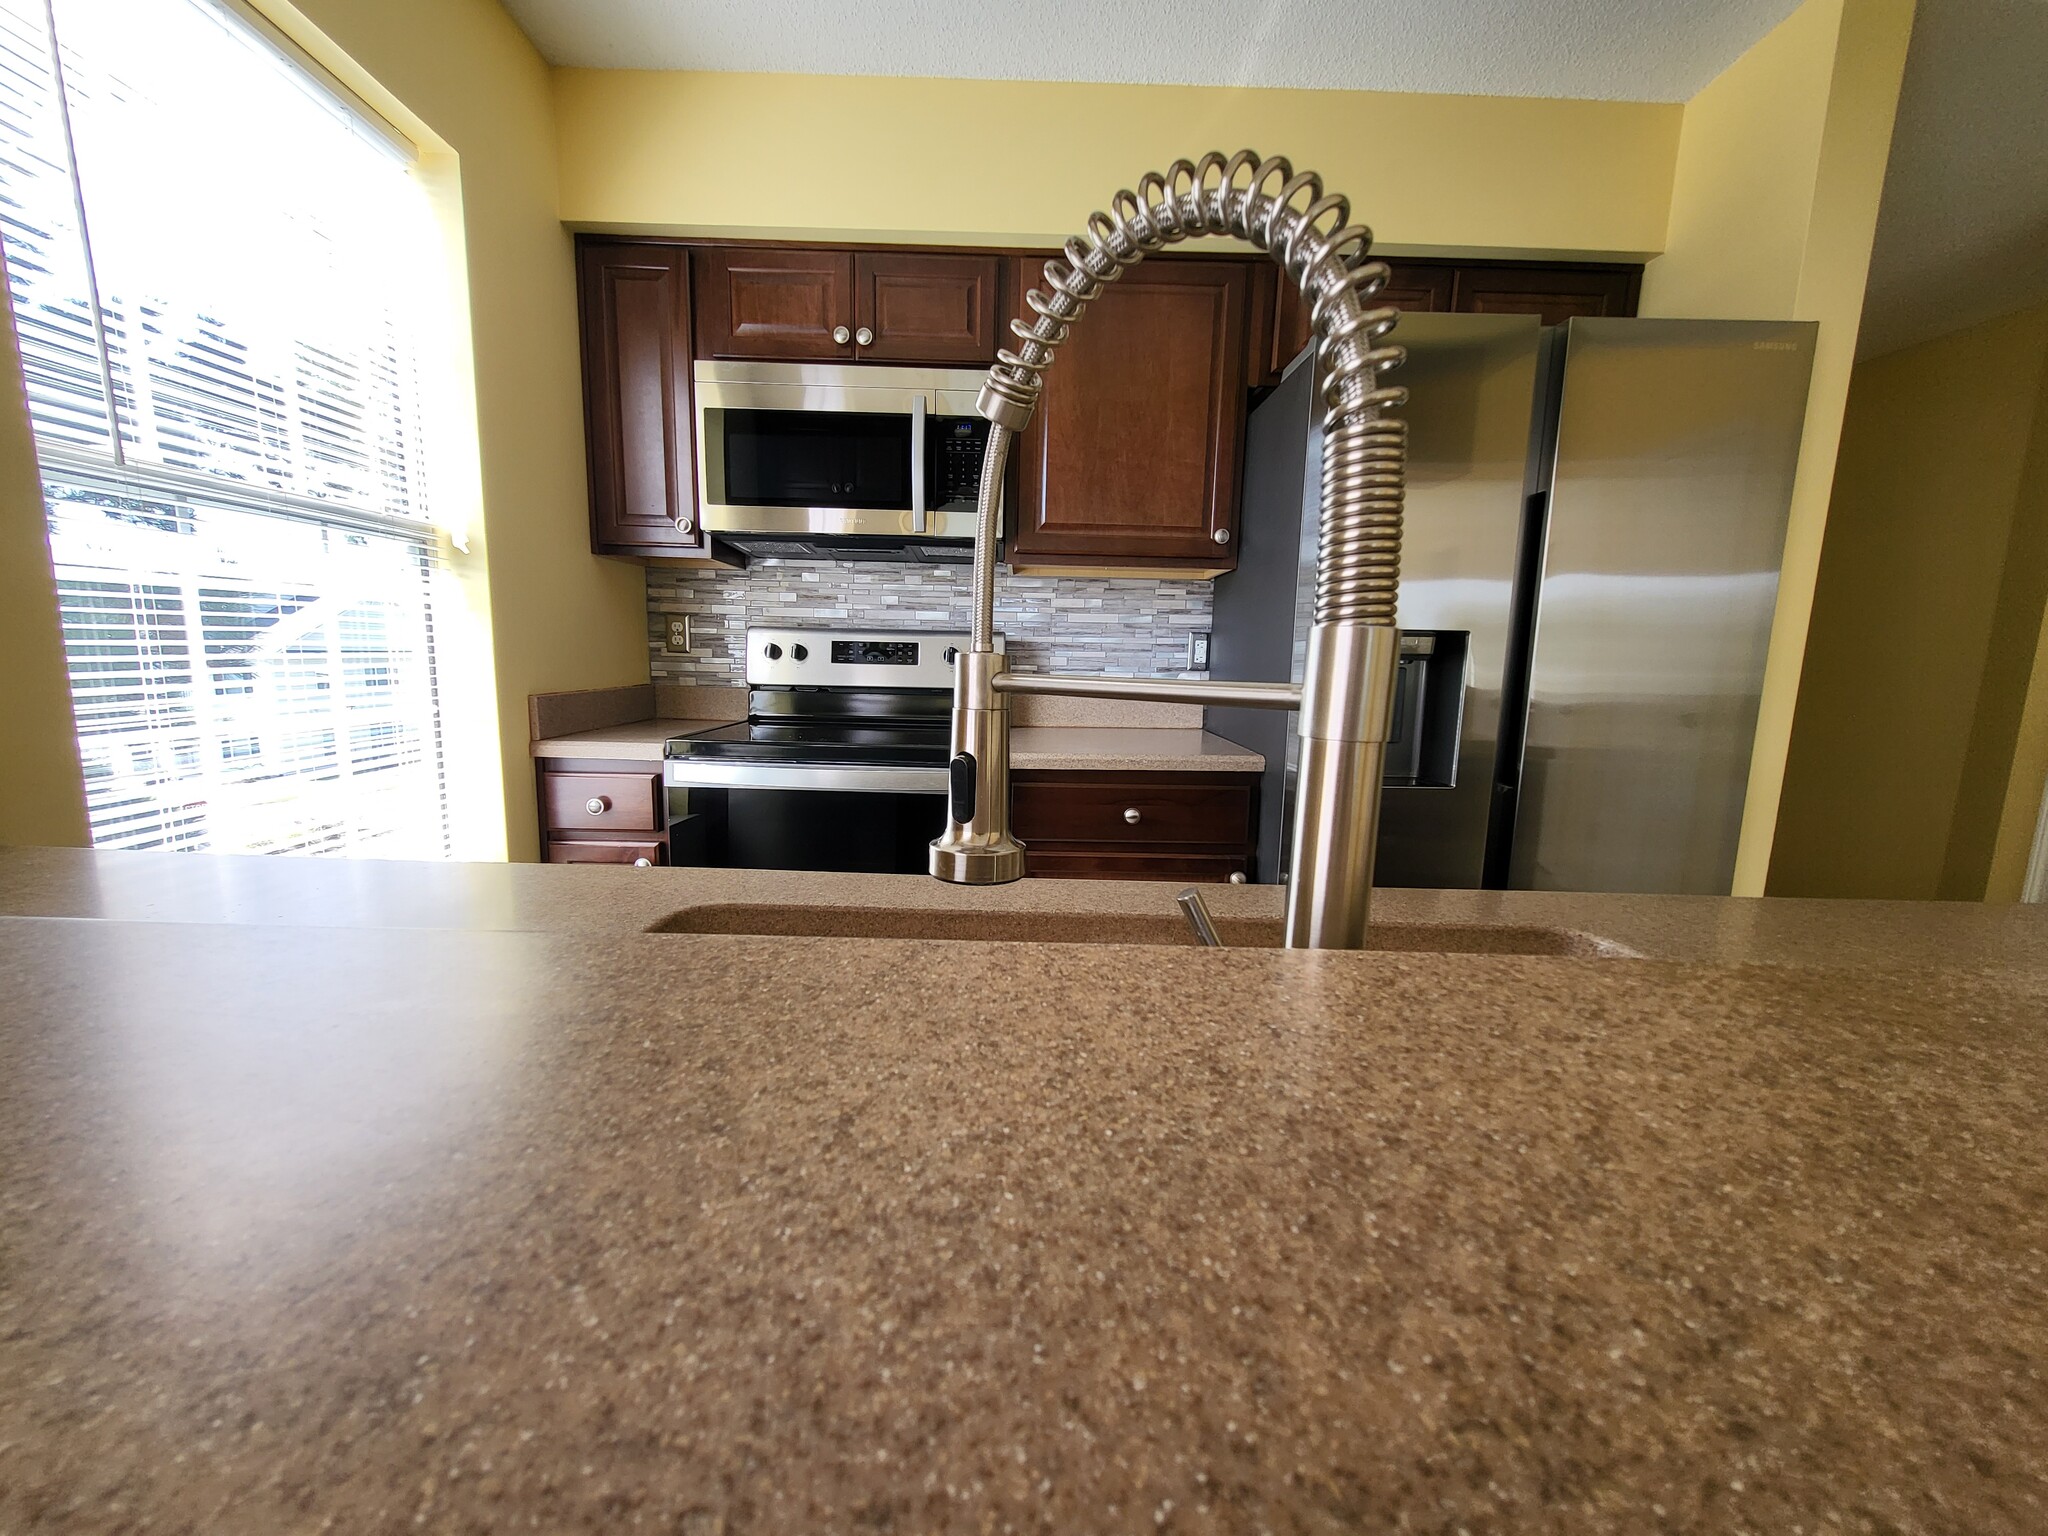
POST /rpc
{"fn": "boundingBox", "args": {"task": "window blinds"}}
[0,0,455,857]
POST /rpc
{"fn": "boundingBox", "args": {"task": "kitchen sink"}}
[649,903,1633,955]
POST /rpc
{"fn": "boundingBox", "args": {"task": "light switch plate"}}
[665,616,692,653]
[1188,630,1211,671]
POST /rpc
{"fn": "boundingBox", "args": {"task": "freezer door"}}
[1511,318,1816,893]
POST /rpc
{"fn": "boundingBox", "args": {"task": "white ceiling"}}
[1857,0,2048,358]
[500,0,1801,103]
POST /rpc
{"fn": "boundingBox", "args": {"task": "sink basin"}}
[650,903,1632,956]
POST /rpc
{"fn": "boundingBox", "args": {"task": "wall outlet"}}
[1188,630,1211,671]
[665,616,693,653]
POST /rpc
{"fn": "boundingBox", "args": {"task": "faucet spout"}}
[929,151,1408,949]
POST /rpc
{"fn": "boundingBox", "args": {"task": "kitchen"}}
[3,0,2047,1528]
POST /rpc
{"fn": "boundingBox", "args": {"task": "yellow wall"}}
[0,264,89,849]
[1637,0,1917,896]
[1771,302,2048,898]
[553,72,1681,258]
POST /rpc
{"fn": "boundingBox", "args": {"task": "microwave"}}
[693,361,993,557]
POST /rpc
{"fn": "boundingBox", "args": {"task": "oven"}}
[693,363,993,554]
[664,628,997,874]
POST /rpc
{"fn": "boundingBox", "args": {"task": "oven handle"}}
[665,761,949,795]
[910,393,928,535]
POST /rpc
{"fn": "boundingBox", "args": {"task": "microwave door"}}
[695,374,932,535]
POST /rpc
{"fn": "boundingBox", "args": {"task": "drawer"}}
[542,770,663,832]
[545,836,666,866]
[1025,850,1249,883]
[1012,776,1253,849]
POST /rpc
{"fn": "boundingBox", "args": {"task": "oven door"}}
[694,361,985,541]
[664,760,949,874]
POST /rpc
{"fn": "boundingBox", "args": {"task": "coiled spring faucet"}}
[929,151,1408,949]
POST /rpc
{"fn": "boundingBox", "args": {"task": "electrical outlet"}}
[665,616,692,653]
[1188,630,1211,671]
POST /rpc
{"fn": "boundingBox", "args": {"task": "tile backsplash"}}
[647,561,1212,685]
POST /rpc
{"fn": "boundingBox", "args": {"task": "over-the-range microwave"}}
[693,361,993,561]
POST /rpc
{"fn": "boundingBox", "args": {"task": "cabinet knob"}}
[585,796,610,816]
[673,514,695,534]
[832,325,851,345]
[1228,871,1247,884]
[1212,528,1231,545]
[1123,807,1142,825]
[854,326,874,347]
[632,857,653,867]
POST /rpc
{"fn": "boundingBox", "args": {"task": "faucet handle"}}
[1176,888,1224,948]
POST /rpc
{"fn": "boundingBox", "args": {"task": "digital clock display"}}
[832,640,918,665]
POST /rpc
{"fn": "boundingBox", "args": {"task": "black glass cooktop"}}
[667,720,949,768]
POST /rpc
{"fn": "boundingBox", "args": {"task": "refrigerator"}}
[1208,314,1817,894]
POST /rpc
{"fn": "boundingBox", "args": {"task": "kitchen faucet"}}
[930,150,1408,949]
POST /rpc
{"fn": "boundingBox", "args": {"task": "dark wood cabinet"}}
[537,759,677,864]
[1012,770,1258,881]
[854,252,1002,364]
[1008,259,1249,572]
[694,248,1002,365]
[694,247,855,361]
[1248,258,1637,387]
[576,243,709,557]
[1450,265,1640,324]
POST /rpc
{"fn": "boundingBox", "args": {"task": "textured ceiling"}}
[500,0,1800,103]
[1857,0,2048,358]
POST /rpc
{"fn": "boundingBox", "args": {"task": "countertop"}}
[2,850,2045,1531]
[532,720,1267,773]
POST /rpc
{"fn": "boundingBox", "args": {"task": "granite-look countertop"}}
[1,853,2045,1530]
[532,720,1265,772]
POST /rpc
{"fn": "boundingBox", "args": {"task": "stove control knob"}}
[791,644,808,662]
[943,646,959,665]
[764,643,783,661]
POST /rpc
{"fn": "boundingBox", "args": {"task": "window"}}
[1,0,455,856]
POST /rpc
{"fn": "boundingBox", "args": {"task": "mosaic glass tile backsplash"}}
[648,561,1213,685]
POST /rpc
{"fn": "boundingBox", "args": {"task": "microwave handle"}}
[910,394,928,534]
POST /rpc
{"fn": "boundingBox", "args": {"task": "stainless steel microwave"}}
[693,361,993,555]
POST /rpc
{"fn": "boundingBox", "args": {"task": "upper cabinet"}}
[694,247,1002,365]
[1248,259,1638,386]
[576,242,710,558]
[1007,259,1249,573]
[855,252,1003,364]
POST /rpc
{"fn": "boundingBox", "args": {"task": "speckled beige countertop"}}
[1,850,2045,1531]
[532,721,1265,772]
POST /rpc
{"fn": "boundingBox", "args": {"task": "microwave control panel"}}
[931,417,992,509]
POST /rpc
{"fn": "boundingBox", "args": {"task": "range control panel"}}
[745,628,1001,691]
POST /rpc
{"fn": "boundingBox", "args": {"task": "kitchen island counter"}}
[1,857,2044,1531]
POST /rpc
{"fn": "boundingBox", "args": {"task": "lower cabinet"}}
[537,760,673,865]
[1012,770,1258,882]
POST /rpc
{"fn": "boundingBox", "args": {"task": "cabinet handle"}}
[632,857,653,867]
[1123,807,1141,825]
[585,796,610,816]
[855,326,874,347]
[1229,871,1247,884]
[1212,528,1231,545]
[831,325,851,345]
[673,513,695,535]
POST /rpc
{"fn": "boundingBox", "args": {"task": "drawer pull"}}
[1229,871,1246,884]
[633,857,653,867]
[1123,807,1141,825]
[585,796,611,816]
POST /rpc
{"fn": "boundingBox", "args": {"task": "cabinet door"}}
[854,252,1002,364]
[1450,266,1637,324]
[694,248,854,360]
[576,242,707,556]
[1253,261,1451,387]
[1010,260,1248,569]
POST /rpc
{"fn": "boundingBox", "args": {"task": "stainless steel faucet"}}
[929,151,1408,949]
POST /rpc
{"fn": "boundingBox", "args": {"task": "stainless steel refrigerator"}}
[1209,314,1817,894]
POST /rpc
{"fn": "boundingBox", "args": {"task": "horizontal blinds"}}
[0,0,456,859]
